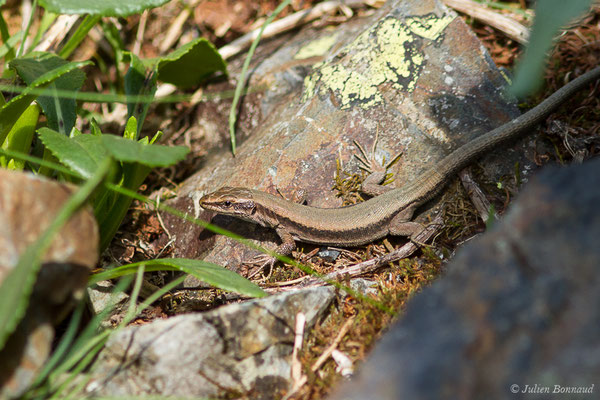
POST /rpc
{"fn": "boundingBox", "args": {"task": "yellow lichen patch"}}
[303,74,318,100]
[302,13,455,109]
[406,13,455,40]
[294,33,340,60]
[319,64,382,108]
[373,18,423,91]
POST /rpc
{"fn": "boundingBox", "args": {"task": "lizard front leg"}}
[246,224,297,279]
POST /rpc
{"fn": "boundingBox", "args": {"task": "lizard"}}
[200,66,600,269]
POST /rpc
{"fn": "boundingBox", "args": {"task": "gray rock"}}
[87,286,334,398]
[87,280,129,328]
[0,169,98,398]
[330,158,600,400]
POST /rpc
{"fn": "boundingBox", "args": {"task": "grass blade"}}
[228,0,291,154]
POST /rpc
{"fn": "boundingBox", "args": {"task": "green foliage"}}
[39,121,189,251]
[91,258,267,298]
[0,59,90,144]
[101,132,189,167]
[124,52,157,135]
[38,0,171,17]
[122,38,226,131]
[0,103,39,169]
[11,52,86,134]
[28,275,137,398]
[0,0,227,250]
[0,8,259,393]
[511,0,594,97]
[0,31,22,62]
[156,38,227,88]
[38,127,108,178]
[98,128,189,251]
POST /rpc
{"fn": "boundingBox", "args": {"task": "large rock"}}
[86,286,334,398]
[330,157,600,400]
[160,0,528,281]
[0,169,98,398]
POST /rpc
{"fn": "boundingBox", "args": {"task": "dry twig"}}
[218,0,381,60]
[284,317,355,399]
[266,212,444,293]
[443,0,530,44]
[34,15,79,52]
[458,168,497,222]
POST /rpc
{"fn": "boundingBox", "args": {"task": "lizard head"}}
[200,187,257,221]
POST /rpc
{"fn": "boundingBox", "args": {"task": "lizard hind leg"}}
[353,128,403,197]
[388,205,424,238]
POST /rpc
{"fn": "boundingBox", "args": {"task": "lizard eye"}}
[223,200,232,208]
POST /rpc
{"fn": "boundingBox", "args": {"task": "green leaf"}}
[90,118,102,136]
[100,19,126,71]
[510,0,593,98]
[101,134,189,167]
[123,116,138,140]
[38,0,171,17]
[10,52,88,134]
[156,38,227,88]
[123,51,157,134]
[0,59,89,145]
[0,10,11,51]
[0,159,111,351]
[38,127,109,179]
[1,104,40,169]
[95,135,187,251]
[0,94,38,145]
[90,258,267,298]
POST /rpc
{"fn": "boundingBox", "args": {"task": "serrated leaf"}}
[38,0,170,17]
[156,38,227,88]
[10,52,88,134]
[101,134,189,167]
[38,127,108,178]
[90,258,266,298]
[0,59,89,145]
